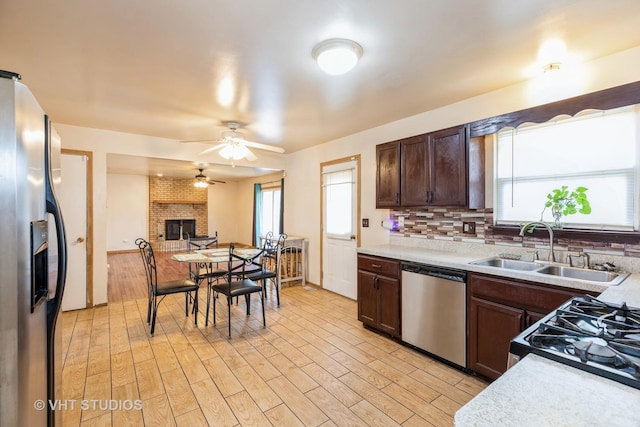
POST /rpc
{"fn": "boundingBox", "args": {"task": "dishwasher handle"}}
[402,262,466,283]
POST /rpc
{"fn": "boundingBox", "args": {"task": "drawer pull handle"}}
[371,264,381,268]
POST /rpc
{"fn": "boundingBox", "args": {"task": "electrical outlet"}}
[362,218,369,227]
[463,221,476,234]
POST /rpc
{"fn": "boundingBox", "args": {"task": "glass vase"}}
[552,207,563,229]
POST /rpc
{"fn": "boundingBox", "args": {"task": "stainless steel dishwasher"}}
[401,262,467,368]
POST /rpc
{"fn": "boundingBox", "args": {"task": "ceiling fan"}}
[184,122,285,161]
[193,168,226,188]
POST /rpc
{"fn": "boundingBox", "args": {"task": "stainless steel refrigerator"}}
[0,70,68,426]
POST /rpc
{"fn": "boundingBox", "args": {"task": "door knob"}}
[76,237,85,243]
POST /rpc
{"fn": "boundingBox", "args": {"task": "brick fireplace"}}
[149,176,208,250]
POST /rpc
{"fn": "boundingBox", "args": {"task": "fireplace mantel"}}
[153,200,206,205]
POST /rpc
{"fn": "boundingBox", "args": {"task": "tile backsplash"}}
[389,207,640,272]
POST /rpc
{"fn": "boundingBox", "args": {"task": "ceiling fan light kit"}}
[219,143,250,160]
[183,121,284,163]
[193,168,225,188]
[312,38,363,75]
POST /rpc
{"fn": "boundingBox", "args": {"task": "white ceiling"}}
[2,1,640,179]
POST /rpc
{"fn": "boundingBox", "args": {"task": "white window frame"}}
[493,105,640,231]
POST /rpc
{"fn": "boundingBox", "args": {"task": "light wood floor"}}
[61,251,487,426]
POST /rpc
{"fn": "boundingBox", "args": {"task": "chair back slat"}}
[136,238,158,293]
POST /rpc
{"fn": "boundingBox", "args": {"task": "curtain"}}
[252,183,262,247]
[279,177,285,233]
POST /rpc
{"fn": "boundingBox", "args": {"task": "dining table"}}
[171,247,264,325]
[171,247,264,286]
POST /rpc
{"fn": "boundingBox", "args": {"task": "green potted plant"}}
[540,185,591,228]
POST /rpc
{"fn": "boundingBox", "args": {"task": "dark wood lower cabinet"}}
[357,255,401,338]
[468,296,524,380]
[467,273,582,380]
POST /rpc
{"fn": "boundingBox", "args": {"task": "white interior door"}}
[60,153,88,311]
[322,159,359,299]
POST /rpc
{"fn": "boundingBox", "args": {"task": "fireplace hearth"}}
[165,219,195,240]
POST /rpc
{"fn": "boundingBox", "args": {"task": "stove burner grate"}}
[516,295,640,387]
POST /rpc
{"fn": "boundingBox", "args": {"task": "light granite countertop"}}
[357,244,640,425]
[357,244,640,298]
[455,354,640,427]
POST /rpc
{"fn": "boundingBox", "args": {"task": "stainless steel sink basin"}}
[470,257,544,271]
[469,256,629,286]
[536,265,629,285]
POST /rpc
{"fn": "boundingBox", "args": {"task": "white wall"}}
[207,181,240,244]
[106,174,148,251]
[57,45,640,304]
[284,46,640,285]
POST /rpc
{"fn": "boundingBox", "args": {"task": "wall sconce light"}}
[312,38,363,75]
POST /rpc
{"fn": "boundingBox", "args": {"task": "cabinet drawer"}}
[468,273,580,314]
[357,255,400,278]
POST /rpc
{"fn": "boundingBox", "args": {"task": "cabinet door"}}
[429,125,467,206]
[468,296,524,380]
[376,275,400,338]
[357,270,378,327]
[376,142,401,208]
[401,135,429,207]
[525,311,548,328]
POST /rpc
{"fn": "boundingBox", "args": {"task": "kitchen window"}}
[494,104,640,231]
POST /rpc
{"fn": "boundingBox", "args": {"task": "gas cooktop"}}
[510,295,640,390]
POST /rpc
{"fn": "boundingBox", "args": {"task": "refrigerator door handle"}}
[46,197,67,309]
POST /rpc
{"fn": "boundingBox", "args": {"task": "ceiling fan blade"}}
[208,179,226,184]
[180,139,220,143]
[241,140,285,153]
[199,143,227,155]
[244,148,258,161]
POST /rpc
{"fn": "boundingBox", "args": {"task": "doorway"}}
[60,150,92,311]
[320,156,360,299]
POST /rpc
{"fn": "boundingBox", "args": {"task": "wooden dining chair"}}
[135,238,200,336]
[209,243,265,338]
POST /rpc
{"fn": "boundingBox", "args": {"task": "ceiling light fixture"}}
[538,38,567,73]
[219,143,250,160]
[312,38,363,75]
[194,168,209,188]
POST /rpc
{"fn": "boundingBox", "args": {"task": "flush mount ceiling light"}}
[312,38,363,75]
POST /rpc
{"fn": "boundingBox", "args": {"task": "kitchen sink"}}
[469,256,629,286]
[470,257,544,271]
[536,265,629,285]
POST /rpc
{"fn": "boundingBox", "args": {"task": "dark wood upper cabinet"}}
[377,124,485,209]
[400,135,429,206]
[376,141,401,208]
[429,125,467,206]
[401,126,467,207]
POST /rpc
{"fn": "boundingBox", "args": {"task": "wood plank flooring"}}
[61,251,487,426]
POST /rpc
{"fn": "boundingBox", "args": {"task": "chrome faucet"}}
[519,221,555,262]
